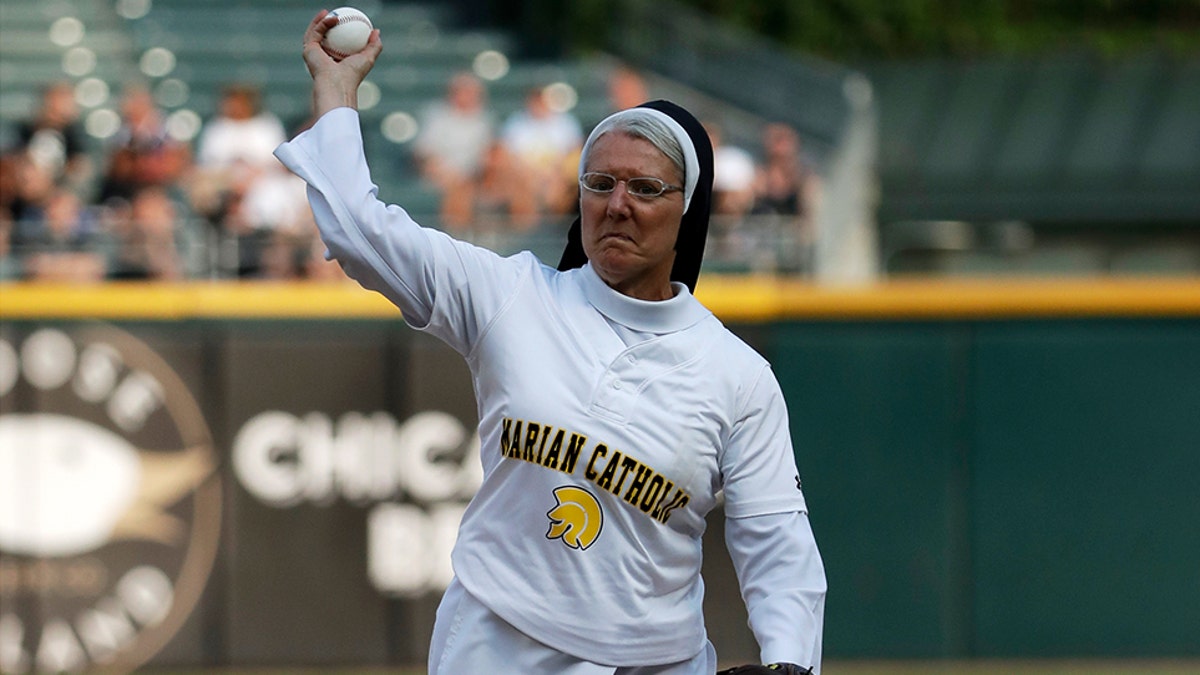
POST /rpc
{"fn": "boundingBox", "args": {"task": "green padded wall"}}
[770,319,1200,658]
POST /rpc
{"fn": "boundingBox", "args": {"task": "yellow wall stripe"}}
[2,277,1200,321]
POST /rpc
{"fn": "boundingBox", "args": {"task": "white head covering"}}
[578,106,701,212]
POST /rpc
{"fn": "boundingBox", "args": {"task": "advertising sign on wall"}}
[0,325,221,673]
[0,322,497,671]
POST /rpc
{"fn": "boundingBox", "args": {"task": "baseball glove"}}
[717,664,813,675]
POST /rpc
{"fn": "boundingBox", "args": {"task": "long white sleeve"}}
[274,107,528,355]
[725,510,826,672]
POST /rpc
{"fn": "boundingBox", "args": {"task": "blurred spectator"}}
[257,220,349,281]
[8,81,93,196]
[706,121,758,220]
[236,165,311,236]
[752,122,821,221]
[474,141,539,232]
[0,150,57,231]
[0,219,18,281]
[193,82,286,184]
[234,162,321,279]
[231,160,346,281]
[195,84,288,172]
[606,65,649,112]
[499,86,583,222]
[189,84,289,277]
[99,83,192,203]
[0,155,17,226]
[749,123,823,273]
[256,228,305,280]
[1,85,80,227]
[218,107,344,281]
[705,121,761,266]
[301,235,349,281]
[107,186,195,280]
[413,72,496,230]
[18,187,108,282]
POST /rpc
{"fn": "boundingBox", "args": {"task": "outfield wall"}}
[1,279,1198,671]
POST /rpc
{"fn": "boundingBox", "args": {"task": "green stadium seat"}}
[1138,58,1200,184]
[920,60,1022,185]
[992,58,1094,187]
[1065,55,1164,182]
[866,62,954,182]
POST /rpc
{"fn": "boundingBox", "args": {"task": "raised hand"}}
[302,9,382,116]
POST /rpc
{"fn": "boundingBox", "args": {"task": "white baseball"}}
[322,7,373,59]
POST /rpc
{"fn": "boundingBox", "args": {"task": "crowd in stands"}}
[0,68,820,283]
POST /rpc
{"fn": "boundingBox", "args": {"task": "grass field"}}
[150,660,1200,675]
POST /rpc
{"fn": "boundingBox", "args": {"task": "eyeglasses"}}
[579,172,683,200]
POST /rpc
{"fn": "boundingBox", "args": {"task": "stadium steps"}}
[1064,54,1166,184]
[0,0,136,156]
[120,0,609,118]
[1138,58,1200,185]
[917,60,1026,186]
[989,58,1095,189]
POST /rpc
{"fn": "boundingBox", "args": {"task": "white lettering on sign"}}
[0,614,29,674]
[233,409,481,595]
[72,343,123,404]
[233,410,482,506]
[0,565,175,673]
[107,371,164,433]
[3,330,165,433]
[366,502,463,596]
[231,410,309,507]
[117,566,173,627]
[75,597,136,665]
[393,411,478,503]
[36,620,86,673]
[20,329,76,391]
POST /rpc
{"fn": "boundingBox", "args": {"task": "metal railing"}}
[0,213,819,283]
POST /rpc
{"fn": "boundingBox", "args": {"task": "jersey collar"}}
[579,263,711,333]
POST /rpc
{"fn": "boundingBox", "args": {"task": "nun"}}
[275,10,826,675]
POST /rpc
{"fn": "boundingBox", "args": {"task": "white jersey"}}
[276,108,820,668]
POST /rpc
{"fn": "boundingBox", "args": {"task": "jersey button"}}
[611,380,622,390]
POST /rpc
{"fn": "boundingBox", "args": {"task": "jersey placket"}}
[589,347,655,423]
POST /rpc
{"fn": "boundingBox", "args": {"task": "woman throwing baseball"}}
[276,11,825,674]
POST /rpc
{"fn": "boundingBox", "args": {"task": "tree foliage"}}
[557,0,1200,60]
[677,0,1200,58]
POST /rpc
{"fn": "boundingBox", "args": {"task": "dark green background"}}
[773,319,1200,658]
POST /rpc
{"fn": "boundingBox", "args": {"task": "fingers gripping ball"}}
[322,7,373,59]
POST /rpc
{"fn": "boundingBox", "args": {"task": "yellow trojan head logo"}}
[546,486,603,550]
